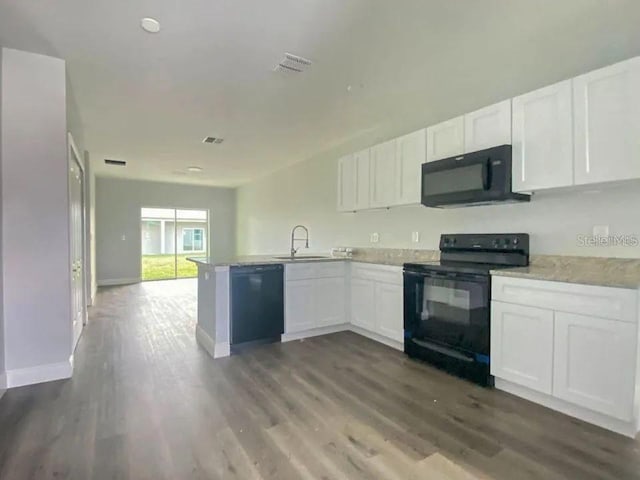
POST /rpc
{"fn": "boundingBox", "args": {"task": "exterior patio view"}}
[141,208,208,280]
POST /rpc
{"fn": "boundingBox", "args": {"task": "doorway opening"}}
[140,207,209,281]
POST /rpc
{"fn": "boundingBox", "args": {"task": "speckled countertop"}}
[189,250,640,289]
[491,255,640,290]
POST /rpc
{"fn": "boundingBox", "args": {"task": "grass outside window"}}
[141,254,198,281]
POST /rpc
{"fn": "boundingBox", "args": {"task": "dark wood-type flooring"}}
[0,278,639,479]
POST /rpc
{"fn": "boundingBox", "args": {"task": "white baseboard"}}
[97,277,140,287]
[495,378,638,439]
[0,372,6,398]
[5,357,74,388]
[281,324,350,342]
[348,326,404,351]
[214,342,231,358]
[196,325,231,359]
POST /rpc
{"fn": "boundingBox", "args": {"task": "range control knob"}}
[492,239,500,248]
[513,237,520,245]
[503,238,510,245]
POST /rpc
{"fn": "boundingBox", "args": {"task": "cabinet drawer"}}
[314,261,346,278]
[285,263,317,280]
[351,263,402,285]
[492,276,637,323]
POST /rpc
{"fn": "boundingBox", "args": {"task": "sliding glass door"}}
[140,207,209,281]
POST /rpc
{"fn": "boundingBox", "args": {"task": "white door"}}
[285,279,316,333]
[68,136,86,352]
[337,154,357,212]
[374,282,403,342]
[512,80,574,192]
[315,277,346,327]
[490,301,554,394]
[394,129,425,206]
[553,312,636,420]
[354,149,371,210]
[464,99,512,152]
[369,140,397,209]
[426,116,464,162]
[350,277,375,331]
[573,56,640,185]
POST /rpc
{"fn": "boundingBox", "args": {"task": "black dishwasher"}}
[230,264,284,354]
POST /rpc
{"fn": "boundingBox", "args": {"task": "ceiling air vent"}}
[274,53,312,74]
[104,159,126,166]
[203,136,224,144]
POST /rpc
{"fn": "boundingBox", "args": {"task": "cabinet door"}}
[353,149,371,210]
[394,129,425,206]
[512,80,574,192]
[553,312,636,420]
[369,140,397,208]
[426,116,464,162]
[285,279,316,333]
[490,301,554,394]
[464,99,512,152]
[351,277,375,331]
[573,56,640,185]
[337,154,357,212]
[315,277,346,327]
[374,282,403,342]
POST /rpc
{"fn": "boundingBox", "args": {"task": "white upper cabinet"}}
[354,149,371,210]
[337,154,357,212]
[426,116,464,162]
[573,56,640,185]
[393,129,426,206]
[512,80,574,192]
[464,99,512,152]
[369,139,397,209]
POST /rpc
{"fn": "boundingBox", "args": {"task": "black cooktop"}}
[403,260,519,276]
[404,233,530,276]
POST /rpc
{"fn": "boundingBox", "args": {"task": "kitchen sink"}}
[272,255,330,260]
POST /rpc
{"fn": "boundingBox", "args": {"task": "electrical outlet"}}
[412,231,420,243]
[593,225,609,238]
[370,232,380,243]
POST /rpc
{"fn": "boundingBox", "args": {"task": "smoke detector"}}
[274,53,312,74]
[187,166,203,173]
[202,136,224,144]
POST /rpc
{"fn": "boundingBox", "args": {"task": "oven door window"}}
[411,276,489,354]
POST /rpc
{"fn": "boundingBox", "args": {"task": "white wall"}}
[237,150,640,259]
[1,48,72,379]
[96,177,236,284]
[0,48,4,393]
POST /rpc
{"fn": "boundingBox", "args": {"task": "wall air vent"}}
[203,136,224,144]
[104,159,126,166]
[274,53,312,74]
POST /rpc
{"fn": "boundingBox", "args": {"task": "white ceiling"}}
[1,1,640,187]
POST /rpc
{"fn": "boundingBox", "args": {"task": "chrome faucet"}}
[290,225,309,258]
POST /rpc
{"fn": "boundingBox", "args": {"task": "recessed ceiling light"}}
[187,166,203,173]
[141,17,161,33]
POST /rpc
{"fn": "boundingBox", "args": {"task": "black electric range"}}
[403,233,529,386]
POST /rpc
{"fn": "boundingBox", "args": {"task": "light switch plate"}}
[370,232,380,243]
[412,231,420,243]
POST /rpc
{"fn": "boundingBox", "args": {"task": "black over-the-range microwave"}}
[421,145,530,208]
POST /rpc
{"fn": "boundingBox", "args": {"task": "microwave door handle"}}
[482,159,491,190]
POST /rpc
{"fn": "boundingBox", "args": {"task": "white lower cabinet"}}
[374,282,404,342]
[285,279,316,333]
[491,275,640,437]
[316,277,346,327]
[351,277,375,331]
[285,263,346,334]
[491,302,554,394]
[553,312,636,421]
[351,263,403,344]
